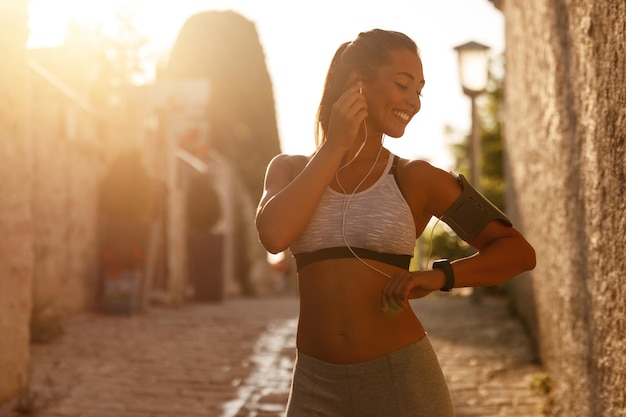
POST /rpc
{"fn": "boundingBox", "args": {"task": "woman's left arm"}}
[419,161,536,288]
[381,161,536,311]
[451,221,536,288]
[382,222,535,311]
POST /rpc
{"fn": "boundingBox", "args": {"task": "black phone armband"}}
[440,174,512,242]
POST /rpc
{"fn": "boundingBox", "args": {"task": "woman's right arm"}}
[255,142,347,254]
[256,81,366,253]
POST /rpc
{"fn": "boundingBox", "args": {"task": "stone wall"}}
[501,1,626,415]
[29,71,103,321]
[0,65,107,403]
[0,3,105,402]
[0,0,34,403]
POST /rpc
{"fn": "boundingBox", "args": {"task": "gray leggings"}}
[285,336,455,417]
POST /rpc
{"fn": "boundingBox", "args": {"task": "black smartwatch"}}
[432,259,455,292]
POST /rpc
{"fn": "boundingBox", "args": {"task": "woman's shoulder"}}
[395,155,463,215]
[270,153,310,167]
[395,156,451,183]
[267,153,311,178]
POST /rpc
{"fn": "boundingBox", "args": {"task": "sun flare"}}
[27,0,109,48]
[26,0,503,165]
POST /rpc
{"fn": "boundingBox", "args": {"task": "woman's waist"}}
[295,260,425,363]
[296,260,415,328]
[296,301,425,364]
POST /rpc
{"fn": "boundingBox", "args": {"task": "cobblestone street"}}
[0,293,550,417]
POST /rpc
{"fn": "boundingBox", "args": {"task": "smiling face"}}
[363,49,425,138]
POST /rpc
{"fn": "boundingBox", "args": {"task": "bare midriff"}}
[295,258,427,365]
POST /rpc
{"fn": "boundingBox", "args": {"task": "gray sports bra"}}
[290,153,417,271]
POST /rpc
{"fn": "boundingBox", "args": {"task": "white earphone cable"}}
[335,122,392,278]
[425,216,443,268]
[335,122,440,278]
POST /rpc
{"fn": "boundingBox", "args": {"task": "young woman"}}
[256,29,536,417]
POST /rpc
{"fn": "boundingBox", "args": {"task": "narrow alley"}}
[0,293,549,417]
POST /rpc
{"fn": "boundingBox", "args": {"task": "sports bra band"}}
[293,247,412,271]
[391,154,400,182]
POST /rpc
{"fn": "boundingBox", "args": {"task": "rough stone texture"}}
[29,67,103,320]
[0,1,104,402]
[501,1,626,415]
[0,0,34,404]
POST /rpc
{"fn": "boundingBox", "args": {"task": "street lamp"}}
[454,41,490,304]
[453,41,490,192]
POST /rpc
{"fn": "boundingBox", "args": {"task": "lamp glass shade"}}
[456,45,490,94]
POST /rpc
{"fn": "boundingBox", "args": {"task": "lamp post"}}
[453,41,491,192]
[454,41,490,304]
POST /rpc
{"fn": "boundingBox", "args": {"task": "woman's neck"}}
[343,130,385,164]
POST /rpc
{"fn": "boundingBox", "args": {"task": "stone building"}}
[496,1,626,415]
[0,5,278,404]
[0,5,108,404]
[0,1,103,403]
[0,0,32,404]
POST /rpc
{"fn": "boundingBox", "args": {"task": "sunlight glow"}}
[27,0,504,168]
[27,0,111,47]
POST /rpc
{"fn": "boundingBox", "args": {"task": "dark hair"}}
[314,29,419,147]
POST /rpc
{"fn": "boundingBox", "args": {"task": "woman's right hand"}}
[381,270,444,313]
[325,81,368,151]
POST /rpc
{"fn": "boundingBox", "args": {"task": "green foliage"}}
[186,172,222,232]
[451,72,505,210]
[415,223,473,269]
[439,67,506,260]
[478,72,506,210]
[428,227,472,260]
[529,372,553,394]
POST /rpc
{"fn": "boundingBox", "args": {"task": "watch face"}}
[433,260,454,292]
